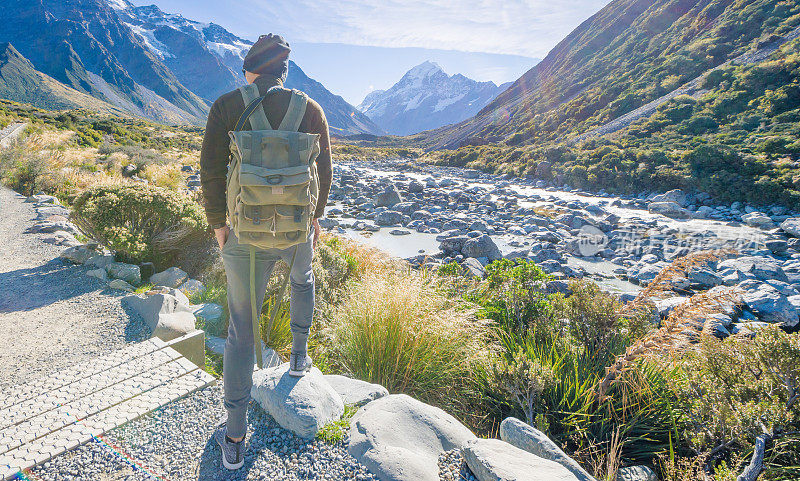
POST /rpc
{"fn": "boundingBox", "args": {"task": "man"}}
[199,33,332,470]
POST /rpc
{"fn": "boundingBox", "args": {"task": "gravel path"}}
[31,384,382,481]
[0,186,147,388]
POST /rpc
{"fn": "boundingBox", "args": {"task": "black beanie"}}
[243,34,291,81]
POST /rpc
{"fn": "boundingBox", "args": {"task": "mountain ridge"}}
[358,61,507,136]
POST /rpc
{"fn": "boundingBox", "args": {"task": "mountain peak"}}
[405,61,445,79]
[107,0,133,11]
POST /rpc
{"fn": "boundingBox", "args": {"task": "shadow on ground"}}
[0,258,101,313]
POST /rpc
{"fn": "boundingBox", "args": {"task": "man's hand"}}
[312,219,320,248]
[214,225,230,250]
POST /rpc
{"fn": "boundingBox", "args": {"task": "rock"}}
[688,268,722,288]
[25,220,81,236]
[741,212,774,229]
[780,218,800,238]
[408,180,424,193]
[122,292,196,340]
[86,268,108,281]
[390,229,410,236]
[440,236,470,254]
[530,248,563,264]
[718,257,788,283]
[375,210,404,226]
[651,189,686,207]
[192,303,226,337]
[617,465,658,481]
[500,418,594,481]
[178,278,205,296]
[84,254,115,269]
[106,262,142,286]
[765,239,789,255]
[42,231,80,246]
[251,364,344,439]
[374,185,403,208]
[648,202,692,219]
[108,279,135,292]
[463,438,580,481]
[149,267,188,288]
[348,394,475,481]
[323,374,388,407]
[463,257,487,277]
[631,263,667,285]
[703,313,732,338]
[26,194,58,204]
[742,284,798,328]
[462,234,502,261]
[318,217,340,230]
[60,245,100,264]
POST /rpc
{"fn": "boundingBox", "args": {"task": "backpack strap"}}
[278,90,308,132]
[237,84,271,131]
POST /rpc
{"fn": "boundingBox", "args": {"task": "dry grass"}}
[321,268,493,422]
[598,250,741,397]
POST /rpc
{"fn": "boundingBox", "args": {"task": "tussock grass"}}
[321,269,493,421]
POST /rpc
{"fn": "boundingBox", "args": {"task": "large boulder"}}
[251,364,344,439]
[106,262,142,286]
[718,256,788,283]
[149,267,188,288]
[500,418,594,481]
[439,235,470,254]
[651,189,686,207]
[741,212,774,229]
[60,245,101,264]
[375,210,404,226]
[648,201,692,219]
[463,438,580,481]
[122,290,196,340]
[348,394,475,481]
[780,217,800,238]
[323,374,388,407]
[462,234,502,261]
[741,284,799,328]
[374,185,403,208]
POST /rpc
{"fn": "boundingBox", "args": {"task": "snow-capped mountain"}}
[358,61,509,136]
[108,0,382,134]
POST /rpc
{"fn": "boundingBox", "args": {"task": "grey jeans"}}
[221,230,315,439]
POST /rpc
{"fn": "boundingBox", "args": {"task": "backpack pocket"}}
[238,164,312,206]
[235,204,311,233]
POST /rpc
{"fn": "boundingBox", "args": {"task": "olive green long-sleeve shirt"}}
[200,74,333,227]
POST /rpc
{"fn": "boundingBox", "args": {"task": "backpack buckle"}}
[252,206,261,225]
[266,174,283,185]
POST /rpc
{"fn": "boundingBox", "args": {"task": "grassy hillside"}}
[423,0,800,209]
[0,43,129,117]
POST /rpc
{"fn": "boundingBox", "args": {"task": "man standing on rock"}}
[200,33,332,470]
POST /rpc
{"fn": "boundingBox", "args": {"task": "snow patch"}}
[126,23,175,59]
[434,93,467,112]
[106,0,130,11]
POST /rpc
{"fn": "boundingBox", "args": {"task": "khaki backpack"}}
[227,83,321,250]
[226,83,321,368]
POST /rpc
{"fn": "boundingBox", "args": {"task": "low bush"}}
[71,184,207,268]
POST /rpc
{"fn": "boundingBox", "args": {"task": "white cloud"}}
[231,0,612,58]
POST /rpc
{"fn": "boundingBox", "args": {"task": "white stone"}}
[86,268,108,281]
[121,292,196,341]
[85,254,115,269]
[150,267,188,288]
[250,363,344,439]
[741,212,774,229]
[105,262,141,286]
[323,375,388,407]
[348,394,475,481]
[178,278,205,296]
[108,279,135,292]
[648,201,692,219]
[617,465,658,481]
[781,218,800,238]
[499,418,594,481]
[60,245,99,264]
[463,438,580,481]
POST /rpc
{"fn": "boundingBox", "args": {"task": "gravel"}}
[438,449,477,481]
[0,186,148,388]
[32,383,380,481]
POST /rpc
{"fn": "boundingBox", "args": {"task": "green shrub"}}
[71,184,207,268]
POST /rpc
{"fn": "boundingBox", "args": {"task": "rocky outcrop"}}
[348,394,476,481]
[463,438,580,481]
[250,364,344,439]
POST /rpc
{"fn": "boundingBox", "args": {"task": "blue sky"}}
[131,0,612,104]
